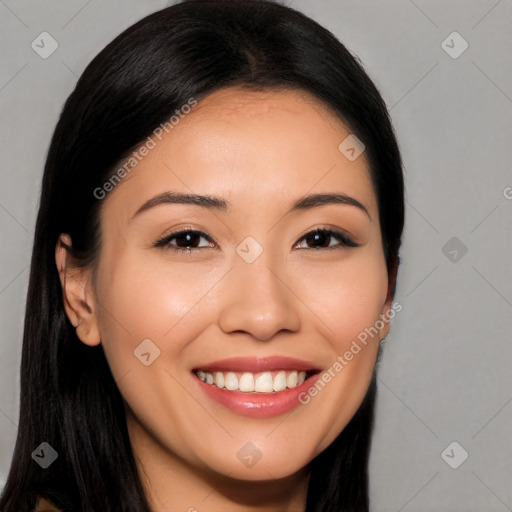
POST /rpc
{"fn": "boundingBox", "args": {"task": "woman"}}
[0,0,404,510]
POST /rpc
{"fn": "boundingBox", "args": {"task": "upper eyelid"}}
[155,228,214,247]
[295,226,355,244]
[156,227,358,248]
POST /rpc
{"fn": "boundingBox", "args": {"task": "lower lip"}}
[193,373,321,418]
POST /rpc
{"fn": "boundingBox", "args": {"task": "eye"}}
[154,229,215,253]
[294,228,360,250]
[154,227,360,254]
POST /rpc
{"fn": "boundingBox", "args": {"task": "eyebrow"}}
[130,191,370,221]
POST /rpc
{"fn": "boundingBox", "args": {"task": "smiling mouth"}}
[193,369,318,393]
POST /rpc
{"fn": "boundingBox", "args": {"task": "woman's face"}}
[59,87,392,483]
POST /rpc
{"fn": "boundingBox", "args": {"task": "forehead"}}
[103,86,376,220]
[192,87,336,119]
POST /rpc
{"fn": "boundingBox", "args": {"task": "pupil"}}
[178,232,197,248]
[310,231,328,248]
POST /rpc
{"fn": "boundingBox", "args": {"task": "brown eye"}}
[295,229,359,250]
[154,230,215,253]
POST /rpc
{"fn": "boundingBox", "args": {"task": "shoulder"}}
[33,496,63,512]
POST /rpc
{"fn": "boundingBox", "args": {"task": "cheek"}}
[293,249,388,349]
[92,251,217,445]
[94,249,226,372]
[291,249,387,449]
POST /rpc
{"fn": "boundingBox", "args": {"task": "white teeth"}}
[225,372,238,391]
[273,371,287,392]
[255,372,273,393]
[286,370,298,388]
[195,369,313,393]
[215,371,224,389]
[239,372,255,392]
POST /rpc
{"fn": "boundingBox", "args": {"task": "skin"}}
[56,87,393,512]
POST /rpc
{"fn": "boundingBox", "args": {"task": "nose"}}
[217,253,301,341]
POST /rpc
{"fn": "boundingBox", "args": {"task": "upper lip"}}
[192,356,322,373]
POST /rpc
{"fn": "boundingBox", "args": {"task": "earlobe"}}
[75,319,101,347]
[55,233,101,346]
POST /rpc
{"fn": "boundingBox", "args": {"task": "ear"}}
[378,256,401,340]
[377,297,394,341]
[55,233,101,346]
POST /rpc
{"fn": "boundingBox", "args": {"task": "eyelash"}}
[154,227,360,254]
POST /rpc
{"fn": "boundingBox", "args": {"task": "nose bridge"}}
[217,242,300,340]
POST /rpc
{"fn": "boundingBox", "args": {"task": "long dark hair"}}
[0,1,404,510]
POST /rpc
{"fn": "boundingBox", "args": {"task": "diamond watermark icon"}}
[134,338,161,366]
[31,442,58,469]
[441,441,468,469]
[31,32,59,59]
[441,32,468,59]
[442,236,468,263]
[338,134,365,161]
[236,236,263,264]
[237,442,262,468]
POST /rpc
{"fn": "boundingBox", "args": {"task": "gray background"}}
[1,1,511,510]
